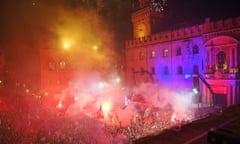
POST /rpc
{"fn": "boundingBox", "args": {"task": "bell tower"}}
[131,0,166,39]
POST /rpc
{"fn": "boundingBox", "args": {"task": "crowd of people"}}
[0,88,197,144]
[0,101,196,143]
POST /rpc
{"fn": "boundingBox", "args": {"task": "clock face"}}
[137,23,146,37]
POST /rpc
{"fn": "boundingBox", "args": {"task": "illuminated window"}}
[151,51,156,58]
[137,24,147,37]
[48,62,55,71]
[193,65,199,74]
[164,66,169,75]
[163,49,168,57]
[193,45,199,54]
[177,66,183,75]
[60,60,66,70]
[139,52,144,60]
[176,47,181,56]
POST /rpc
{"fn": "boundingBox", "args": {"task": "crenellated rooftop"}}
[126,17,240,48]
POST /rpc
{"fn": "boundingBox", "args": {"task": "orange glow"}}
[93,45,97,50]
[101,101,112,118]
[64,42,70,49]
[137,23,147,38]
[57,101,63,109]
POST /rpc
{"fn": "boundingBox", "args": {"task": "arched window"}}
[163,49,168,57]
[151,50,156,58]
[177,66,183,75]
[193,65,199,74]
[151,67,156,75]
[176,47,181,56]
[217,51,226,69]
[164,66,169,75]
[193,45,199,54]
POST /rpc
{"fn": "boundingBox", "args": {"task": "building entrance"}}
[214,93,227,107]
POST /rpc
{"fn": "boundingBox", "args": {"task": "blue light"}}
[193,88,198,94]
[184,74,191,79]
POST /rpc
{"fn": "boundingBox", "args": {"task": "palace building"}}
[125,0,240,107]
[39,48,76,95]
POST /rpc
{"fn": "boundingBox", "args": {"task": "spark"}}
[150,0,168,12]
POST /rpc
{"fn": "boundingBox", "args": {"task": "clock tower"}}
[131,0,166,39]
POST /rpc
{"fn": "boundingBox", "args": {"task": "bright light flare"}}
[74,97,78,101]
[171,113,176,122]
[102,102,111,112]
[115,77,121,83]
[99,82,106,88]
[193,88,198,94]
[64,42,70,49]
[101,101,112,118]
[57,101,63,109]
[93,45,98,50]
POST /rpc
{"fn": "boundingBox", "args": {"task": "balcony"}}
[204,67,239,80]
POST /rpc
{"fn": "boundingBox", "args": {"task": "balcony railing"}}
[204,67,239,79]
[205,73,238,79]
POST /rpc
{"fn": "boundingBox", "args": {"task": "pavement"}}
[133,104,240,144]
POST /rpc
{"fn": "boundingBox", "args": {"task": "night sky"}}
[0,0,240,54]
[167,0,240,24]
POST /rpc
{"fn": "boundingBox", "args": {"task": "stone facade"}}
[125,4,240,107]
[39,48,78,95]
